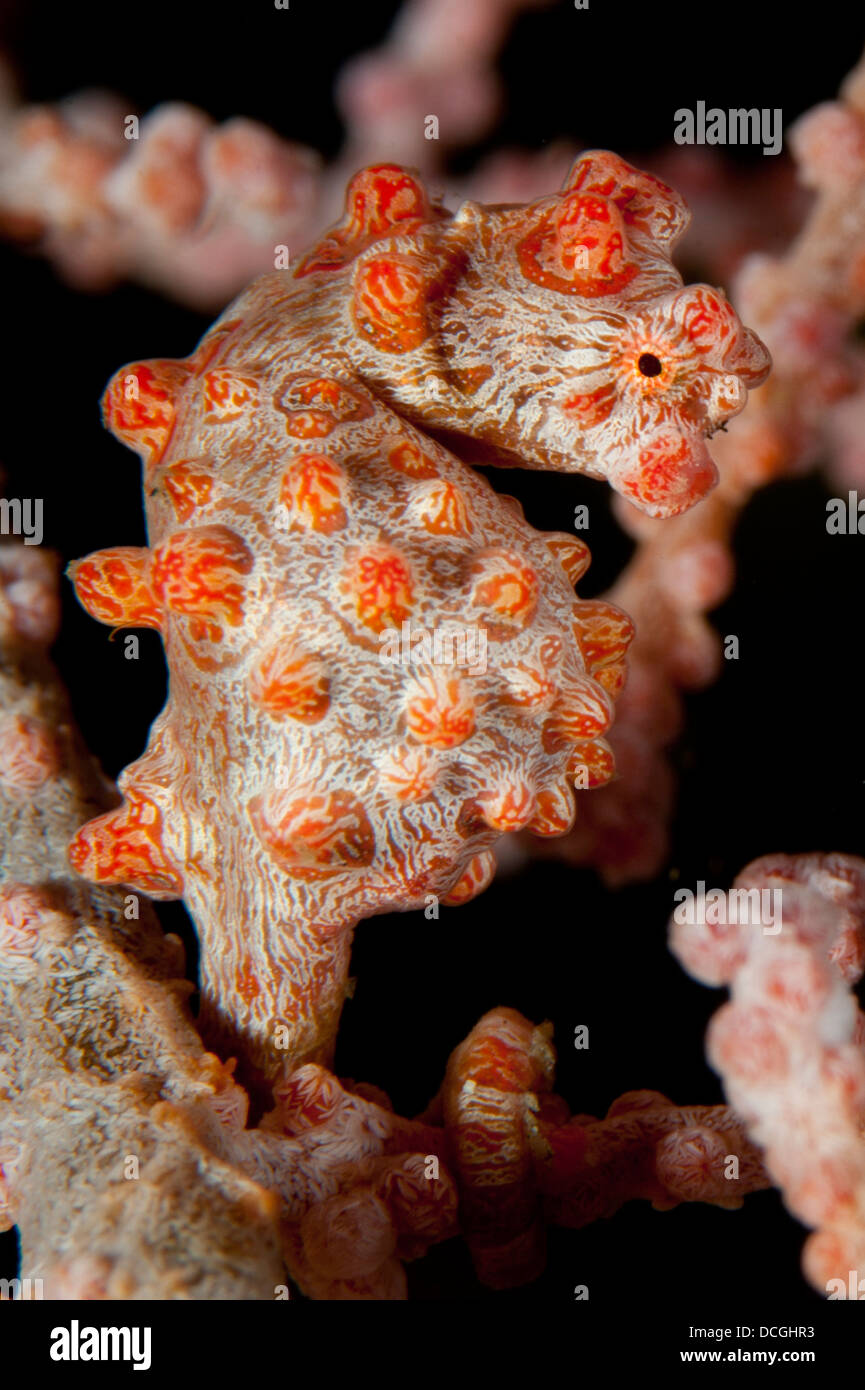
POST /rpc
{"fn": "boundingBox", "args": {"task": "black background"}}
[1,0,863,1321]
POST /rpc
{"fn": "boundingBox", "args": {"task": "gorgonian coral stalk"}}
[0,0,553,307]
[670,853,865,1298]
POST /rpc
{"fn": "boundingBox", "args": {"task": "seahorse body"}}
[67,158,767,1084]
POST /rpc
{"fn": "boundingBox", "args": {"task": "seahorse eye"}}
[637,352,663,378]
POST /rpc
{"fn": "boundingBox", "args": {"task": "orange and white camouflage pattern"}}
[65,158,766,1087]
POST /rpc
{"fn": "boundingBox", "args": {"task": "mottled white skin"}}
[68,154,770,1089]
[72,266,627,1088]
[117,362,613,1084]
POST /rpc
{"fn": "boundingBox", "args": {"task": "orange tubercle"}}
[276,375,373,438]
[352,254,430,353]
[517,191,638,298]
[340,544,414,633]
[528,782,577,836]
[101,359,190,463]
[476,778,536,832]
[571,601,635,669]
[280,454,349,534]
[202,369,259,421]
[593,661,628,699]
[249,788,376,874]
[377,744,439,802]
[405,671,476,749]
[151,525,254,640]
[564,150,688,244]
[545,534,592,586]
[413,480,473,536]
[567,738,616,787]
[68,790,184,898]
[68,547,162,630]
[295,164,434,277]
[250,644,330,722]
[468,550,539,636]
[387,440,440,479]
[441,851,496,905]
[341,165,433,242]
[163,462,214,522]
[501,659,558,709]
[542,678,614,746]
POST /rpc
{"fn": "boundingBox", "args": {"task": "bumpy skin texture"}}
[531,54,865,888]
[287,155,769,516]
[0,540,764,1300]
[66,158,765,1087]
[0,542,290,1299]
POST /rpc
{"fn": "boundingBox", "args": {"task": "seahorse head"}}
[316,158,771,519]
[438,151,771,517]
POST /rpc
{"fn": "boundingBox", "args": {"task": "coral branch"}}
[0,542,289,1297]
[540,1089,769,1224]
[670,852,865,1296]
[0,0,555,308]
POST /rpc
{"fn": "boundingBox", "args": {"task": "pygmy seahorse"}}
[67,156,768,1088]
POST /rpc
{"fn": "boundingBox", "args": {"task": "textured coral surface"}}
[671,853,865,1295]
